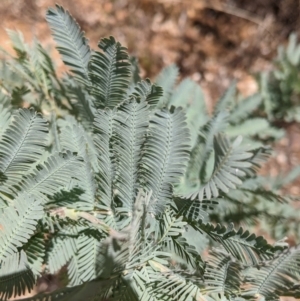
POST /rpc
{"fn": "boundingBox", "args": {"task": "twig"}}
[158,0,263,25]
[206,2,262,25]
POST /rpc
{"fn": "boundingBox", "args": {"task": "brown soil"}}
[1,0,299,98]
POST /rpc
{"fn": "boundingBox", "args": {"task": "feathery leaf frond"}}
[242,246,300,300]
[89,36,131,109]
[0,194,43,262]
[17,151,83,202]
[0,108,48,183]
[170,78,208,146]
[204,248,241,297]
[58,120,97,210]
[93,109,116,213]
[148,264,203,301]
[155,64,179,108]
[113,98,149,215]
[138,107,191,215]
[197,221,280,266]
[183,134,252,201]
[0,251,35,300]
[73,234,101,283]
[23,233,45,277]
[131,79,163,108]
[160,211,202,268]
[6,29,28,60]
[46,5,91,86]
[65,78,96,126]
[47,232,77,275]
[228,94,262,124]
[213,82,236,116]
[182,111,228,192]
[0,104,11,140]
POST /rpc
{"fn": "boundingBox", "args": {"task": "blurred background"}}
[0,0,299,103]
[2,0,299,191]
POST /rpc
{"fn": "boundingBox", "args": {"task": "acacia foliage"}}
[0,5,299,301]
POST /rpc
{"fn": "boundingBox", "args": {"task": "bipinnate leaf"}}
[0,251,35,300]
[47,234,77,275]
[213,81,236,116]
[242,245,300,300]
[89,36,131,109]
[93,109,116,212]
[138,106,191,215]
[46,5,91,86]
[197,221,281,266]
[16,151,83,202]
[183,134,252,201]
[0,108,48,182]
[0,193,43,262]
[112,97,149,214]
[131,79,163,108]
[204,248,242,296]
[155,64,179,108]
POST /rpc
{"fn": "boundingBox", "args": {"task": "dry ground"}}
[1,0,299,99]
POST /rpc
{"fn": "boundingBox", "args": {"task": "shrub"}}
[260,33,300,122]
[0,5,299,301]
